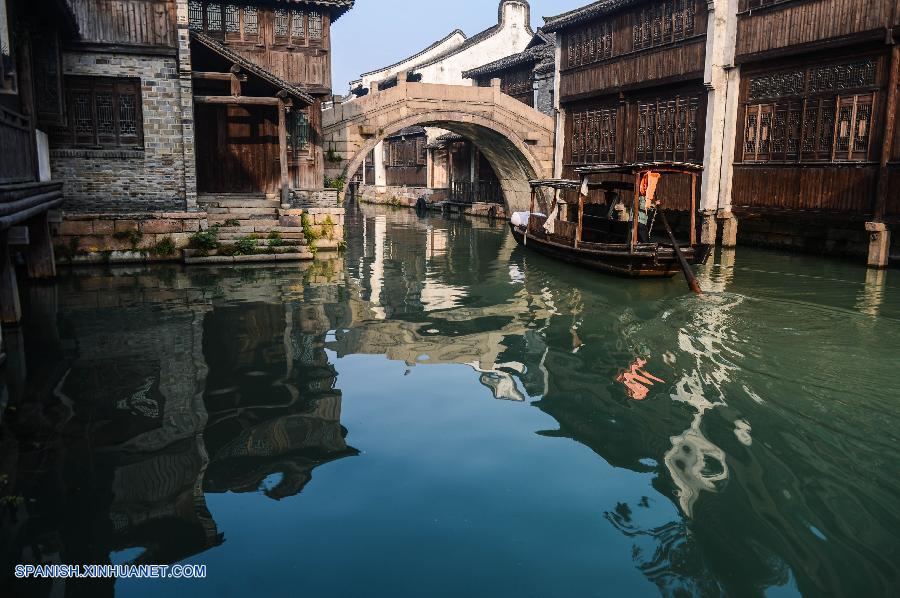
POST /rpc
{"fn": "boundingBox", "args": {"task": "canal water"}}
[1,203,898,597]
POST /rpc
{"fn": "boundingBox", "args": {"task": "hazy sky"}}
[330,0,588,94]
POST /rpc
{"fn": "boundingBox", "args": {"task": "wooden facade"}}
[188,0,352,196]
[732,0,900,222]
[548,0,900,232]
[474,63,536,106]
[187,0,333,93]
[551,0,708,213]
[383,127,427,187]
[68,0,178,49]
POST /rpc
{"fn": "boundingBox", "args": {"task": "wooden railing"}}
[450,180,503,204]
[0,107,35,185]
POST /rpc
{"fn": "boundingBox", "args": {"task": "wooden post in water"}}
[576,176,586,248]
[874,43,899,221]
[690,173,697,246]
[0,232,21,324]
[631,172,641,249]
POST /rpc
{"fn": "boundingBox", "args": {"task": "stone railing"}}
[289,188,341,209]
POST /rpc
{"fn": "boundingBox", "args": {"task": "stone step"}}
[198,198,282,209]
[206,207,279,217]
[218,232,306,241]
[214,244,309,254]
[218,237,306,247]
[208,218,280,229]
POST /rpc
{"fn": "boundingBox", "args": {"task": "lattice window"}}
[60,77,143,148]
[743,59,878,163]
[275,9,289,39]
[225,4,239,33]
[206,2,222,32]
[244,7,258,34]
[189,1,204,30]
[570,104,617,164]
[566,21,614,68]
[291,10,305,41]
[287,110,309,153]
[634,94,701,162]
[633,0,696,51]
[309,11,323,39]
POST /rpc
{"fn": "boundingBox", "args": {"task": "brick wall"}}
[51,52,189,214]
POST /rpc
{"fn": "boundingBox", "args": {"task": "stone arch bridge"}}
[322,80,555,213]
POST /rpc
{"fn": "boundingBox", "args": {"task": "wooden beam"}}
[278,99,289,200]
[230,73,241,97]
[191,71,247,82]
[194,95,280,106]
[690,173,697,246]
[874,43,900,221]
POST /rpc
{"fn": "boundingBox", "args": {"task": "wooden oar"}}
[657,209,703,295]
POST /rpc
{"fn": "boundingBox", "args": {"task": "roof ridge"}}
[356,29,467,81]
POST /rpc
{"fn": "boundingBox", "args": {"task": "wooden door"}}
[195,103,280,194]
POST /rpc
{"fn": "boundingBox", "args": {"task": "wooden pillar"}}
[690,174,697,246]
[631,173,641,248]
[576,176,586,248]
[0,232,22,325]
[277,99,289,202]
[874,44,900,221]
[25,212,56,279]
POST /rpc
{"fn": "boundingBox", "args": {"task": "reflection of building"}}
[0,262,356,594]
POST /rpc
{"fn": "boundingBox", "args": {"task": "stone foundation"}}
[53,212,207,264]
[358,185,506,219]
[732,215,882,260]
[290,188,341,209]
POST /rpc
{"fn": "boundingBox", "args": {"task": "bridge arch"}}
[322,82,555,213]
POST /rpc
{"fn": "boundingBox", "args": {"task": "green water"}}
[1,202,898,597]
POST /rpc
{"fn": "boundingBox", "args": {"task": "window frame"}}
[569,102,619,165]
[57,76,144,149]
[740,58,879,164]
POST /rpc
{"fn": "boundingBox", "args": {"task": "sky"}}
[330,0,588,95]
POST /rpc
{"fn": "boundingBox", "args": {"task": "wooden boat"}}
[509,162,712,278]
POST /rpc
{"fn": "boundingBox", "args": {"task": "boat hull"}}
[509,223,710,278]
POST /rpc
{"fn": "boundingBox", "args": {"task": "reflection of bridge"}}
[322,81,555,212]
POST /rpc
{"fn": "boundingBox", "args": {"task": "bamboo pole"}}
[690,173,697,246]
[278,99,289,201]
[576,175,586,248]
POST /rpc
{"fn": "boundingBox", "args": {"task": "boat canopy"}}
[574,162,704,176]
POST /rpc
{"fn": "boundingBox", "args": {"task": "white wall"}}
[354,31,467,92]
[414,1,532,85]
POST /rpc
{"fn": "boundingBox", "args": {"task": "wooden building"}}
[187,0,353,196]
[382,126,428,187]
[0,0,75,339]
[544,0,899,266]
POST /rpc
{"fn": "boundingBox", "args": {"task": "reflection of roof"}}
[463,30,556,79]
[191,32,315,104]
[543,0,640,33]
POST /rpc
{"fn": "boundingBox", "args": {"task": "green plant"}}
[321,215,336,240]
[301,213,321,244]
[267,230,284,247]
[113,229,143,250]
[223,218,241,227]
[325,148,342,163]
[189,226,220,252]
[324,175,346,190]
[151,236,177,257]
[336,239,347,252]
[233,235,258,256]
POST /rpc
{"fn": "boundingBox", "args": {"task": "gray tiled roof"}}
[462,30,555,80]
[542,0,641,33]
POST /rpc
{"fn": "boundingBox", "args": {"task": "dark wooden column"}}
[25,212,56,279]
[0,232,22,325]
[874,43,900,220]
[277,99,289,202]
